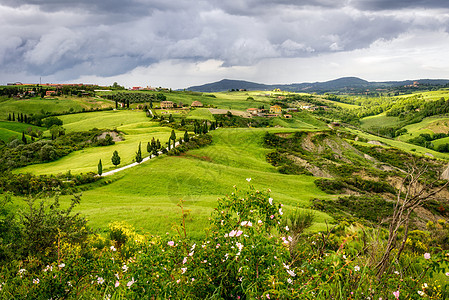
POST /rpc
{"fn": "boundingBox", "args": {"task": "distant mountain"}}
[187,79,273,93]
[186,77,449,93]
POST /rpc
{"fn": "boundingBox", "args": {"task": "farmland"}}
[1,87,449,298]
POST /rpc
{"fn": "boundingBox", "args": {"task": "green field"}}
[12,106,333,237]
[16,110,185,175]
[397,116,449,142]
[63,128,333,238]
[360,113,403,130]
[0,97,114,120]
[186,108,216,121]
[0,121,45,142]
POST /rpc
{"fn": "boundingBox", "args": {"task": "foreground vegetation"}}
[0,184,447,299]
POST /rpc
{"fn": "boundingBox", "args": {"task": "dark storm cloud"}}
[1,0,449,83]
[352,0,449,11]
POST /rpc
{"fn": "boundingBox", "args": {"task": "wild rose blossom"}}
[424,253,431,259]
[393,290,400,299]
[127,278,135,288]
[167,241,175,247]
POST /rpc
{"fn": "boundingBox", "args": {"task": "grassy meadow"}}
[360,113,403,130]
[62,127,333,238]
[16,110,185,175]
[11,104,334,238]
[397,115,449,141]
[0,121,44,142]
[0,96,114,120]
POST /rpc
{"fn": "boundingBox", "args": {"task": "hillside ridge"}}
[186,77,449,93]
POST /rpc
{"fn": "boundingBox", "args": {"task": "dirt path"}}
[101,140,183,177]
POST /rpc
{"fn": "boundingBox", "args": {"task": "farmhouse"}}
[160,101,174,109]
[269,105,282,114]
[46,91,56,96]
[191,101,203,107]
[246,108,260,116]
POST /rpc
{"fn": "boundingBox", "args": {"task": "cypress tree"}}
[21,132,27,144]
[7,113,11,121]
[156,139,161,150]
[167,139,171,150]
[98,159,103,176]
[169,114,174,123]
[111,150,121,166]
[147,141,151,153]
[181,118,186,126]
[170,129,176,141]
[20,113,23,122]
[184,131,189,142]
[126,100,130,108]
[151,138,157,152]
[115,100,118,109]
[136,142,143,163]
[24,114,28,123]
[12,113,15,121]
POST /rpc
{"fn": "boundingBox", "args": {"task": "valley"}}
[1,83,449,298]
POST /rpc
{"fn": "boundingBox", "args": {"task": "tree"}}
[184,131,189,142]
[170,129,176,141]
[181,118,186,126]
[111,150,121,167]
[375,164,449,278]
[12,113,15,122]
[98,159,103,176]
[167,139,171,150]
[43,116,63,129]
[147,141,151,153]
[126,100,130,109]
[21,132,27,144]
[169,114,174,123]
[49,125,65,140]
[135,142,143,163]
[7,113,11,121]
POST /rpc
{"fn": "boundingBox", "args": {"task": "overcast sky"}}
[1,0,449,89]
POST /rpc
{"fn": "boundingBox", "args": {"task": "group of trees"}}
[193,120,217,134]
[103,92,166,106]
[98,130,195,175]
[408,132,449,152]
[7,112,30,123]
